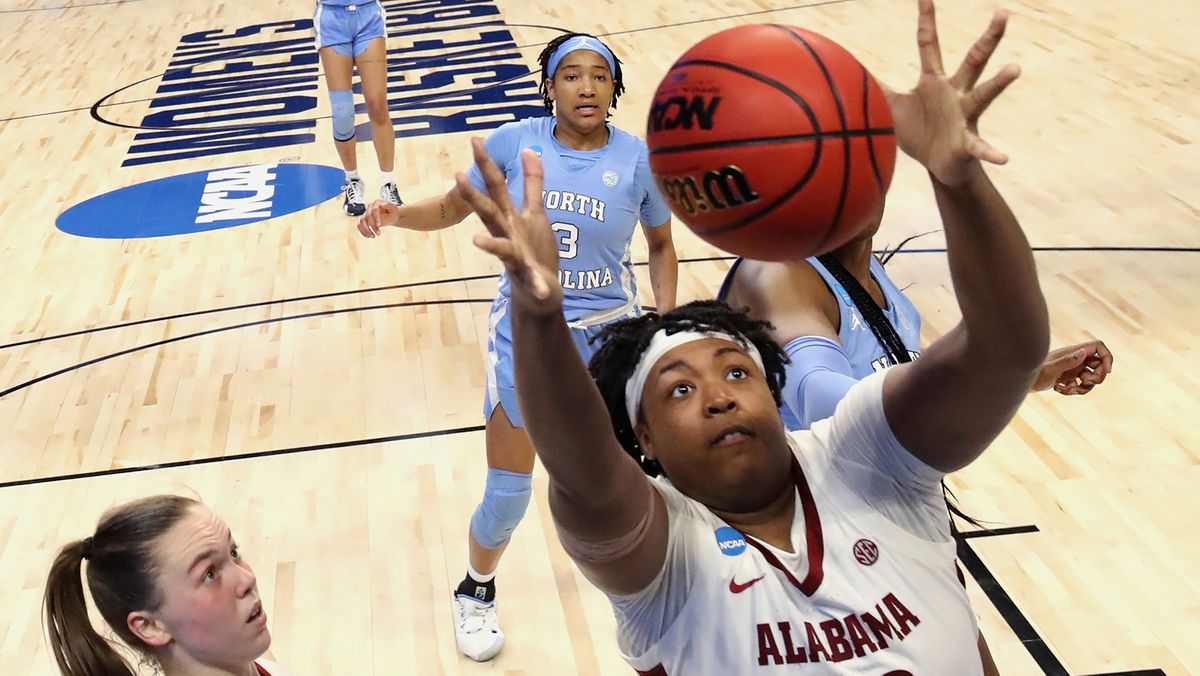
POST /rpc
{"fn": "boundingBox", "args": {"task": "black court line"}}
[0,273,498,350]
[0,0,149,13]
[6,246,1196,351]
[958,535,1071,675]
[0,298,493,399]
[958,524,1040,539]
[958,533,1165,676]
[0,424,485,489]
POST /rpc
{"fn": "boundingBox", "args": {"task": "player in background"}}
[314,0,402,216]
[356,33,678,661]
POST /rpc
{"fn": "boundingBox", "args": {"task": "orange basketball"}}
[647,24,895,261]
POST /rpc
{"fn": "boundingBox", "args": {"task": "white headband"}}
[624,329,765,428]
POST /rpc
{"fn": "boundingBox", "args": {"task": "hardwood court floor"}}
[0,0,1197,673]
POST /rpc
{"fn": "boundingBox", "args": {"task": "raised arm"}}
[456,139,667,595]
[881,1,1049,471]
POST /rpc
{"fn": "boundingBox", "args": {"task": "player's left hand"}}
[1031,340,1114,395]
[455,137,563,316]
[881,0,1021,187]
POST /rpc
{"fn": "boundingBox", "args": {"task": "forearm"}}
[934,167,1049,370]
[646,243,678,313]
[388,190,470,231]
[512,304,645,509]
[884,168,1050,470]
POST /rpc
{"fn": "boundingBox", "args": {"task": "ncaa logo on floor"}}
[56,163,345,239]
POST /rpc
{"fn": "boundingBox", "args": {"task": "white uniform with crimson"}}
[610,371,982,675]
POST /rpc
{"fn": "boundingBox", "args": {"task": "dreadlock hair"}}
[587,300,788,477]
[536,32,626,118]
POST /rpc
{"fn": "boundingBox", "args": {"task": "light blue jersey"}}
[471,116,671,427]
[808,255,923,376]
[719,255,922,430]
[469,116,671,327]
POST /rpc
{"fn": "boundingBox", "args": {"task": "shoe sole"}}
[460,637,504,662]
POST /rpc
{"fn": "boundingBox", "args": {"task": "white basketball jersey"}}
[613,373,982,675]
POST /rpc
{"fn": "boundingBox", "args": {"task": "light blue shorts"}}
[314,2,386,57]
[483,298,631,429]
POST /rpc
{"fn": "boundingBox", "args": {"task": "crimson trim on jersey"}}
[256,665,270,676]
[740,456,825,596]
[636,664,668,675]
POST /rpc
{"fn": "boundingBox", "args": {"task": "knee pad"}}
[469,469,533,549]
[330,89,355,142]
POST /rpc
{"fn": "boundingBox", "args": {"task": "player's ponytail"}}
[43,495,199,676]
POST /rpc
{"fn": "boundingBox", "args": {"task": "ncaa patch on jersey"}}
[56,163,344,239]
[602,169,619,187]
[714,526,747,557]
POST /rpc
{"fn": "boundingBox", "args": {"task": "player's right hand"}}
[456,136,563,316]
[357,200,397,238]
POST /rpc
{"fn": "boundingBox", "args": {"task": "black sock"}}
[456,572,496,603]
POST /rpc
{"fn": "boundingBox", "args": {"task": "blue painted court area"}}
[57,163,345,239]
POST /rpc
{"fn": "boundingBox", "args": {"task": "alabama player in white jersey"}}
[457,0,1043,672]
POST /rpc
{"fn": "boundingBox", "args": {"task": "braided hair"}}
[536,32,626,117]
[587,300,788,477]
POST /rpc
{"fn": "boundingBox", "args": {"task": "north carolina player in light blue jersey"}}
[719,250,922,430]
[314,0,402,216]
[355,32,677,662]
[719,210,1114,434]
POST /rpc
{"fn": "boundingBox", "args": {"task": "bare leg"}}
[353,38,395,173]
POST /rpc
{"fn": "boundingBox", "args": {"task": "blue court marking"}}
[77,2,858,133]
[55,163,344,238]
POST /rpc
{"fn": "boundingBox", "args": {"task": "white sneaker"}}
[343,178,366,216]
[380,182,403,206]
[453,594,505,661]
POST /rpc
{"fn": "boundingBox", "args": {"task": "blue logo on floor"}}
[56,163,345,239]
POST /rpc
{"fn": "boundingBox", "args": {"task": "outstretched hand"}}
[881,0,1021,186]
[455,137,563,315]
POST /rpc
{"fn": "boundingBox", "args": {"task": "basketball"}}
[646,24,896,261]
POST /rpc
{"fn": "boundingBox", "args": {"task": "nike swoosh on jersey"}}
[728,575,765,594]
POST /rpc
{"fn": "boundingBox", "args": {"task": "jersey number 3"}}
[552,222,578,260]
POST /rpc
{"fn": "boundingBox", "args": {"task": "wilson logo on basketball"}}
[648,95,721,132]
[658,165,760,217]
[853,539,880,566]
